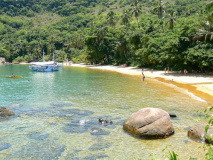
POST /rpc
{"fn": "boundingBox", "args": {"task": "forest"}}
[0,0,213,72]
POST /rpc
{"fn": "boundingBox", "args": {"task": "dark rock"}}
[169,112,177,118]
[123,108,174,139]
[0,107,15,117]
[188,124,213,144]
[99,119,113,125]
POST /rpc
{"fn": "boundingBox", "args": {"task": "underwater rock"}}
[123,108,174,139]
[88,142,111,151]
[119,106,131,109]
[82,153,109,160]
[88,127,110,136]
[79,92,91,96]
[8,103,21,108]
[51,102,72,107]
[26,131,49,140]
[0,142,12,151]
[0,107,15,117]
[6,140,66,160]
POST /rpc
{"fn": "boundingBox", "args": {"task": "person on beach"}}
[165,68,167,73]
[142,72,145,81]
[184,69,187,76]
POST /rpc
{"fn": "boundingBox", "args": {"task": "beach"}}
[65,63,213,104]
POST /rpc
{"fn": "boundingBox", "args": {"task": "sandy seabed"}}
[63,63,213,104]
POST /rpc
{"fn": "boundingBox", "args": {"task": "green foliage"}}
[0,0,212,72]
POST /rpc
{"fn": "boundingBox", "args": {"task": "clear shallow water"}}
[0,64,210,159]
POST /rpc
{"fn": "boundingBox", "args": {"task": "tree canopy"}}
[0,0,213,72]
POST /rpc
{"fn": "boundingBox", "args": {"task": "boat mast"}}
[43,49,45,62]
[52,52,54,61]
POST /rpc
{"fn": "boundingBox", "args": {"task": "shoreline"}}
[65,63,213,104]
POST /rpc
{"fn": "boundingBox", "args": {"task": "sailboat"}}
[29,50,59,72]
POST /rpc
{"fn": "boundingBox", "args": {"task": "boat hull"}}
[6,76,22,78]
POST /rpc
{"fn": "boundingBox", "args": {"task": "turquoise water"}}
[0,64,210,159]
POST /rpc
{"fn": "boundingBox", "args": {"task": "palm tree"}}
[107,11,117,28]
[152,0,166,19]
[206,1,213,13]
[197,13,213,41]
[121,9,132,29]
[129,0,142,29]
[165,11,177,31]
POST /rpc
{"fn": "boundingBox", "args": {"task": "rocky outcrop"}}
[0,107,15,117]
[0,57,5,64]
[188,124,213,144]
[123,108,174,139]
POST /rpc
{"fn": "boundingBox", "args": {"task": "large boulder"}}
[123,108,174,138]
[188,124,213,144]
[0,107,15,117]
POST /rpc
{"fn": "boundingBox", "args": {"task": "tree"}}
[129,0,142,29]
[165,11,177,31]
[121,9,132,29]
[152,0,166,19]
[197,13,213,41]
[107,11,117,28]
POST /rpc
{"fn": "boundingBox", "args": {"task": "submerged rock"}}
[123,108,174,139]
[0,142,12,151]
[0,107,15,117]
[88,142,111,151]
[6,140,66,160]
[26,131,49,140]
[188,124,213,144]
[88,127,110,136]
[8,103,21,108]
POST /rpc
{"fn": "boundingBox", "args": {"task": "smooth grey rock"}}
[123,108,174,138]
[188,124,213,144]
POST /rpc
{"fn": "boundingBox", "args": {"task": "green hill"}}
[0,0,213,72]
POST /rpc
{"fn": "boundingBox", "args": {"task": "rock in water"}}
[123,108,174,139]
[0,107,15,117]
[188,124,213,144]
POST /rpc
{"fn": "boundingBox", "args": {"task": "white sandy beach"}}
[64,63,213,103]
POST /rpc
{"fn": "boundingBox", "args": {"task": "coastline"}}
[65,63,213,104]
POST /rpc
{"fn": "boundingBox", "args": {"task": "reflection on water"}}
[0,65,210,159]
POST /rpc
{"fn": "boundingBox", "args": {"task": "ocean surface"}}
[0,64,210,159]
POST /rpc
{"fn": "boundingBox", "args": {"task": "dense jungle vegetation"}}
[0,0,213,72]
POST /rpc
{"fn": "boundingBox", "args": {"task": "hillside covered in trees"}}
[0,0,213,72]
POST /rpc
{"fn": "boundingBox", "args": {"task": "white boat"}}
[29,61,59,72]
[29,50,60,72]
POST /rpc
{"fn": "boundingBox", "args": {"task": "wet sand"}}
[65,63,213,104]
